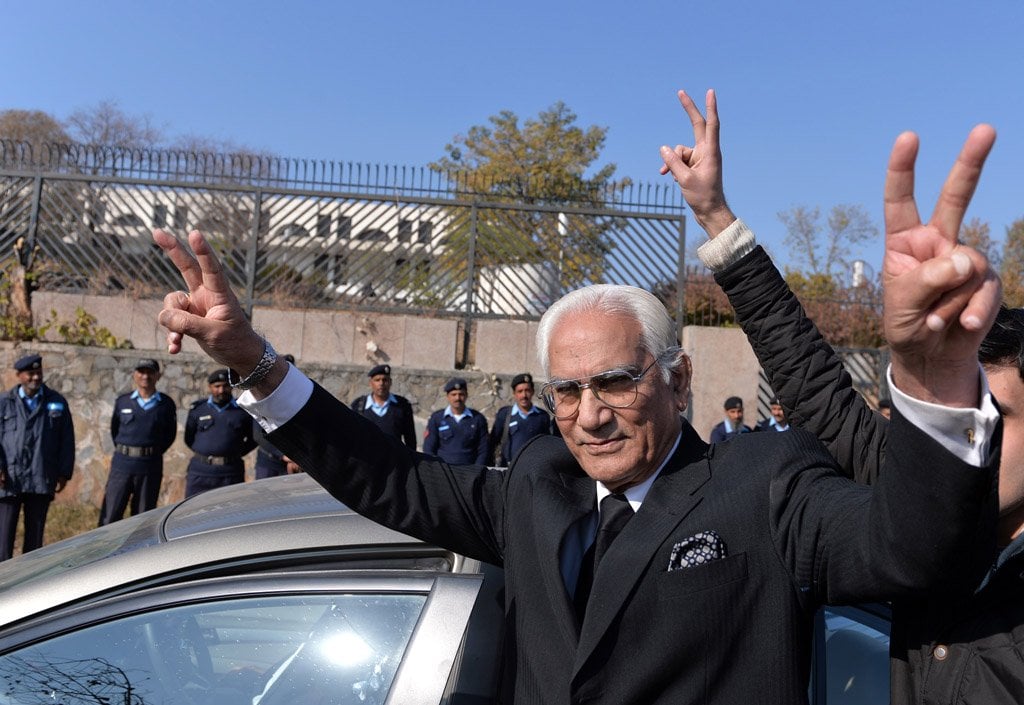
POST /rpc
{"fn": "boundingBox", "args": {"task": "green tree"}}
[778,204,878,281]
[1001,218,1024,308]
[432,102,622,202]
[430,103,629,293]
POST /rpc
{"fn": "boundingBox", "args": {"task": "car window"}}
[815,605,891,705]
[0,593,426,705]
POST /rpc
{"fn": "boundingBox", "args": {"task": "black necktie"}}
[574,493,635,620]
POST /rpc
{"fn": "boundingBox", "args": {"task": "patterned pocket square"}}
[667,530,727,571]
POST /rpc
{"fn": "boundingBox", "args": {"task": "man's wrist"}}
[694,206,737,238]
[889,356,980,408]
[229,339,278,390]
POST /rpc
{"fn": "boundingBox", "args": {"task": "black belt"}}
[117,444,155,458]
[193,453,237,466]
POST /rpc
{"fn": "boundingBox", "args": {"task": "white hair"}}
[536,284,683,381]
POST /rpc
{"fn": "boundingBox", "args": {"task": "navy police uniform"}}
[489,373,553,467]
[184,370,257,497]
[709,396,754,443]
[423,378,489,465]
[253,420,288,479]
[100,359,177,524]
[351,364,417,450]
[0,354,75,561]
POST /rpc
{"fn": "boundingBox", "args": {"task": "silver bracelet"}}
[228,339,278,390]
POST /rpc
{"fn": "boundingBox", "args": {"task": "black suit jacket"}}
[269,383,998,705]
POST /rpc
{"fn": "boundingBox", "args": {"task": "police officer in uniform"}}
[184,369,256,497]
[709,395,754,443]
[756,395,791,433]
[350,364,417,450]
[0,354,75,561]
[489,372,553,467]
[99,358,177,524]
[423,377,489,464]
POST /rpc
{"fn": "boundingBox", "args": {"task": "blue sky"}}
[6,0,1023,279]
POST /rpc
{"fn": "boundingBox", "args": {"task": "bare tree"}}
[960,217,1000,269]
[777,204,878,281]
[66,100,163,148]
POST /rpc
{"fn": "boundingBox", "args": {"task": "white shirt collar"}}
[595,430,683,512]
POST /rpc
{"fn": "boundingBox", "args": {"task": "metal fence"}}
[0,141,687,327]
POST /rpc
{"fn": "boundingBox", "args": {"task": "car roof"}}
[0,474,452,629]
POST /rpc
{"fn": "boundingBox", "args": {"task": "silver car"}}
[0,474,503,705]
[0,473,890,705]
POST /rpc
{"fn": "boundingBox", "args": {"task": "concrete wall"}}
[21,294,765,512]
[683,326,762,440]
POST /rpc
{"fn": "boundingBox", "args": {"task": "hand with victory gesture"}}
[659,88,737,237]
[153,229,289,397]
[882,125,1000,406]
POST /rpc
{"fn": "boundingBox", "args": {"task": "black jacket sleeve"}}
[714,246,888,485]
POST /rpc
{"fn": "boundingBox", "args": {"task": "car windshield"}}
[0,592,427,705]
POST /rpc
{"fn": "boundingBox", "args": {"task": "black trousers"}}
[0,494,51,561]
[98,469,162,526]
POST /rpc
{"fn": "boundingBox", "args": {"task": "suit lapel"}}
[535,471,595,649]
[573,422,711,675]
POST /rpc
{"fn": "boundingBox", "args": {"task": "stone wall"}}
[0,342,517,510]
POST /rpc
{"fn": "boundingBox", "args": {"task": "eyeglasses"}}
[540,358,663,420]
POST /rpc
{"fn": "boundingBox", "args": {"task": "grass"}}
[12,502,100,557]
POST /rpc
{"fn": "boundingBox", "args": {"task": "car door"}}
[809,603,892,705]
[0,571,483,705]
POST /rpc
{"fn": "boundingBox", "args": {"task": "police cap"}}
[208,369,230,384]
[135,358,160,372]
[723,396,744,410]
[14,354,41,372]
[511,373,534,389]
[368,364,391,378]
[444,377,468,393]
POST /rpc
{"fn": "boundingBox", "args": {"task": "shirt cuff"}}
[887,364,999,467]
[696,218,756,271]
[237,363,314,433]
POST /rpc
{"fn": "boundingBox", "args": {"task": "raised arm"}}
[715,247,888,483]
[661,90,887,482]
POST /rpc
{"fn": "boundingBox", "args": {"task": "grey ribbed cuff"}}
[696,219,756,272]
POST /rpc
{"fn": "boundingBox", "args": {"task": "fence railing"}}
[0,141,688,330]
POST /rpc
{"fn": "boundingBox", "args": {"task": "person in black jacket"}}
[667,89,1020,703]
[184,369,257,497]
[489,372,552,467]
[350,364,417,450]
[156,88,1003,704]
[0,354,75,561]
[99,358,177,525]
